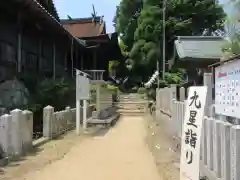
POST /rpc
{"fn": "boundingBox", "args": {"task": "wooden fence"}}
[156,85,240,180]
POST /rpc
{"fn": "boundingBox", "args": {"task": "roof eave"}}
[20,0,86,47]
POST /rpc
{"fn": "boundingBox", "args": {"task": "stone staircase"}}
[116,94,148,116]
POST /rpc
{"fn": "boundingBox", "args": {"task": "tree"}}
[223,0,240,57]
[115,0,143,51]
[121,0,225,81]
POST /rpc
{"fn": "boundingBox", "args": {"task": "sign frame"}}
[215,59,240,118]
[76,70,90,100]
[180,86,207,180]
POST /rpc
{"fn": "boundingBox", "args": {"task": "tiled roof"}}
[61,17,106,38]
[174,36,227,60]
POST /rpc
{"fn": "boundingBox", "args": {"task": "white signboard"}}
[76,70,90,100]
[215,59,240,118]
[180,86,207,180]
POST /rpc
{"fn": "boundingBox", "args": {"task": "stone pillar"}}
[230,125,240,180]
[170,85,176,113]
[187,87,190,97]
[203,73,213,117]
[10,109,23,157]
[43,106,54,139]
[179,87,185,102]
[200,117,205,161]
[206,118,214,170]
[156,90,160,118]
[213,120,222,177]
[203,117,208,165]
[76,100,81,135]
[22,110,33,152]
[83,100,88,130]
[171,99,176,132]
[221,122,231,180]
[96,85,100,111]
[0,114,12,157]
[65,106,72,127]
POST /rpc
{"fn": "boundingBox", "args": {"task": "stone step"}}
[117,109,145,114]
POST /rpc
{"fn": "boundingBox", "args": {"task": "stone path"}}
[2,116,160,180]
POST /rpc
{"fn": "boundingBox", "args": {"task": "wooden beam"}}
[17,12,22,73]
[64,50,67,71]
[71,38,74,77]
[81,51,84,70]
[93,48,97,70]
[85,39,110,43]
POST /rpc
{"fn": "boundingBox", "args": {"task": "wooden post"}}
[64,50,67,71]
[76,99,81,135]
[93,48,97,70]
[71,38,74,77]
[81,51,84,70]
[83,100,88,130]
[76,47,79,69]
[53,43,56,80]
[204,73,213,116]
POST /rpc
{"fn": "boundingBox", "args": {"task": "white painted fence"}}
[0,104,94,161]
[156,86,240,180]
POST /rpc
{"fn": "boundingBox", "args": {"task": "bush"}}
[23,77,76,138]
[26,77,75,112]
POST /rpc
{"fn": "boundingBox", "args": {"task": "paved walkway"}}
[11,116,160,180]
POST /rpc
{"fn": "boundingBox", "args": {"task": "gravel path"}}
[1,116,161,180]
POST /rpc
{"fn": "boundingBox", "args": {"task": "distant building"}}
[62,17,123,80]
[171,36,227,85]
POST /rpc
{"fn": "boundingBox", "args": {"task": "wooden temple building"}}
[61,17,123,80]
[0,0,122,82]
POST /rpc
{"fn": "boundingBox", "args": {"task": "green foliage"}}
[115,0,143,50]
[164,72,183,85]
[25,77,75,113]
[119,39,128,57]
[107,84,119,91]
[115,0,225,83]
[223,0,240,56]
[108,60,120,73]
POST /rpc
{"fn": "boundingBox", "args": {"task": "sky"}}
[55,0,230,34]
[54,0,121,33]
